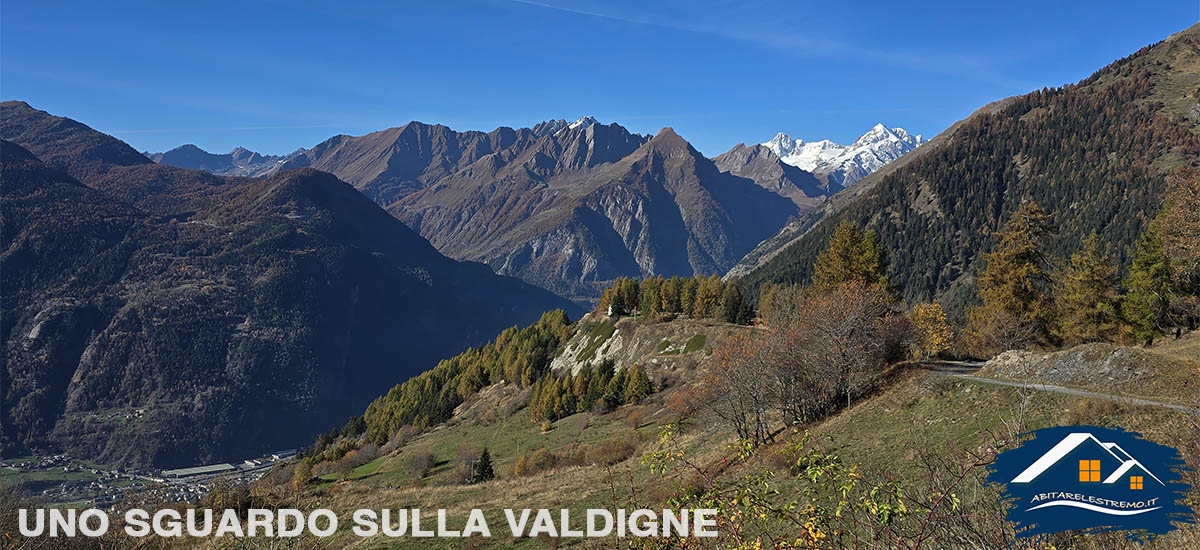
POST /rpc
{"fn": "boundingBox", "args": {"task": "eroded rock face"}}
[284,119,802,306]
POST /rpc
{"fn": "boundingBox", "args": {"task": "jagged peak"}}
[568,116,598,130]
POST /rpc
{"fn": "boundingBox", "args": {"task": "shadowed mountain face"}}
[713,143,831,210]
[0,100,153,182]
[0,109,581,468]
[281,119,803,304]
[738,22,1200,314]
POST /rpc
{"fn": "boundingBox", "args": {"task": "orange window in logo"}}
[1131,476,1144,490]
[1079,460,1101,482]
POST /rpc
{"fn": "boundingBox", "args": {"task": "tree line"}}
[596,274,753,324]
[967,165,1200,354]
[527,359,653,423]
[307,309,573,462]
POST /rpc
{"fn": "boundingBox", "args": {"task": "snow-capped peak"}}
[760,123,925,189]
[569,116,599,130]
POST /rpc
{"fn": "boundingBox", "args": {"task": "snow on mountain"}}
[568,115,599,130]
[762,123,925,188]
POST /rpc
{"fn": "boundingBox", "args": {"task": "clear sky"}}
[3,1,1197,156]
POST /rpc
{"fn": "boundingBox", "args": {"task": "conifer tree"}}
[623,366,653,403]
[661,276,682,314]
[608,288,625,315]
[1161,167,1200,328]
[557,376,576,417]
[472,448,494,483]
[968,202,1057,350]
[618,278,641,316]
[681,277,699,316]
[572,365,592,411]
[604,368,628,405]
[721,284,752,324]
[1056,233,1120,344]
[1123,224,1172,346]
[694,275,724,318]
[812,220,889,292]
[529,378,550,421]
[640,277,662,317]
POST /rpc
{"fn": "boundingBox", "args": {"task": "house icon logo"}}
[988,425,1193,540]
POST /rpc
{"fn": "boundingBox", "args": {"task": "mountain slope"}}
[713,143,831,209]
[0,100,153,183]
[273,120,562,206]
[0,113,582,468]
[393,124,799,303]
[280,117,799,304]
[738,23,1200,312]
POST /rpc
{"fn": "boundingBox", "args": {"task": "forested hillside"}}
[740,24,1200,314]
[0,110,581,468]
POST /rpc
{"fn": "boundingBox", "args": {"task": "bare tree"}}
[702,331,777,446]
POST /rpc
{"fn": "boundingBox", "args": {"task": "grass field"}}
[182,327,1200,548]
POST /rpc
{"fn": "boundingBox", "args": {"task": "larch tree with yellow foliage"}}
[1056,232,1121,345]
[909,302,952,359]
[811,220,890,293]
[967,202,1057,354]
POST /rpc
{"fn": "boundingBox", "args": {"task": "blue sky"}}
[3,1,1197,156]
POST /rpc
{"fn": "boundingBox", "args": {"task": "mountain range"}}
[736,22,1200,315]
[148,118,922,304]
[762,123,926,189]
[6,20,1199,476]
[0,100,580,468]
[146,144,300,177]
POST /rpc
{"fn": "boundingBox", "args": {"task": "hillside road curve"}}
[917,360,1200,415]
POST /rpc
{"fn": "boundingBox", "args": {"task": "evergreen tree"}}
[1123,224,1172,346]
[968,202,1057,349]
[609,287,625,315]
[1056,233,1120,344]
[472,448,494,483]
[604,368,628,406]
[661,276,684,314]
[811,221,889,292]
[681,277,699,316]
[694,275,724,318]
[640,277,662,317]
[721,284,752,324]
[623,366,653,403]
[618,278,641,316]
[556,376,576,418]
[1161,167,1200,329]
